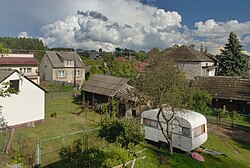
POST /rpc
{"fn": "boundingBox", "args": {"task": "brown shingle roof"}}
[45,51,85,68]
[165,45,214,62]
[0,69,15,83]
[0,57,39,65]
[192,76,250,102]
[83,74,130,97]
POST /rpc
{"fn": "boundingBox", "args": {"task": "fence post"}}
[35,142,41,167]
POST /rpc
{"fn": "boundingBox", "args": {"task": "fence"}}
[35,127,107,167]
[206,115,250,132]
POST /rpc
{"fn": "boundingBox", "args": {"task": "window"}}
[76,70,81,77]
[66,60,73,66]
[194,124,205,138]
[10,80,19,92]
[27,68,32,73]
[19,68,32,74]
[182,127,190,137]
[143,118,158,128]
[58,71,65,77]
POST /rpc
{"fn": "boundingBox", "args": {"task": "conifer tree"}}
[218,32,249,76]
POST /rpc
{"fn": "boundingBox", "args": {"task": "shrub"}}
[99,117,144,148]
[59,139,105,168]
[50,112,57,117]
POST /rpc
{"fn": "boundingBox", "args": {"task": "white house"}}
[0,69,46,128]
[165,45,218,79]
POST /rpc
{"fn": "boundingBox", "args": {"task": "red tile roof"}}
[134,61,149,73]
[0,57,39,65]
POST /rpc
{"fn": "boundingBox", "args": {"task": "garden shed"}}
[192,76,250,112]
[82,74,133,115]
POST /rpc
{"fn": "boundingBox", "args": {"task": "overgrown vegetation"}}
[99,117,144,148]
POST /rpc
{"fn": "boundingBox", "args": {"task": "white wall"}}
[0,72,45,127]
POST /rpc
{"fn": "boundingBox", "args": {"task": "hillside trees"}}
[0,37,48,62]
[217,32,249,76]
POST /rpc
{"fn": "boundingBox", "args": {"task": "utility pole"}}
[74,60,76,87]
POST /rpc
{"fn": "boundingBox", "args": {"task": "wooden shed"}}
[192,76,250,112]
[82,74,133,115]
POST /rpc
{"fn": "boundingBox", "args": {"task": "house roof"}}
[192,76,250,102]
[0,57,39,65]
[83,74,130,97]
[45,51,85,68]
[165,45,214,62]
[0,69,47,93]
[0,69,15,83]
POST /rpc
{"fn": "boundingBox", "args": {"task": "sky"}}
[0,0,250,54]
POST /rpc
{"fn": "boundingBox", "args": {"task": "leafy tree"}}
[217,32,249,76]
[185,88,212,114]
[109,60,136,78]
[135,51,147,61]
[133,57,188,155]
[0,43,8,55]
[98,117,143,148]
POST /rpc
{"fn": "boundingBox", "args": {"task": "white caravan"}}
[141,108,207,152]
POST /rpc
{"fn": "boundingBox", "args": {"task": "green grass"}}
[19,98,99,140]
[134,132,250,168]
[0,97,101,167]
[1,97,250,167]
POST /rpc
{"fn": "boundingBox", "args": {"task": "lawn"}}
[1,96,250,168]
[0,96,101,167]
[134,131,250,168]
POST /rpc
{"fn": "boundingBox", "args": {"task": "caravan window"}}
[182,127,190,137]
[143,118,158,128]
[194,124,205,138]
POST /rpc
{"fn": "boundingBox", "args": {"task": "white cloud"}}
[18,32,30,38]
[9,0,250,53]
[41,0,185,51]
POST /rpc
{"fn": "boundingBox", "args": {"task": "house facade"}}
[165,45,217,79]
[0,69,46,128]
[0,54,40,84]
[39,51,85,85]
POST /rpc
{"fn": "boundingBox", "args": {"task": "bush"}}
[99,117,144,148]
[50,112,57,117]
[59,139,105,168]
[59,139,133,167]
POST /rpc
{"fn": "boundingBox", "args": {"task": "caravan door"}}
[171,119,182,149]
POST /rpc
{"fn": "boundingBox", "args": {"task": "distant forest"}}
[0,37,48,62]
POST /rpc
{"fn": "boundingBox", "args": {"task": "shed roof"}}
[45,51,85,68]
[0,57,39,65]
[165,45,214,62]
[83,74,130,97]
[192,76,250,102]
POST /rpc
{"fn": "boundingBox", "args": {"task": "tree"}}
[0,43,8,56]
[133,57,188,155]
[217,32,249,76]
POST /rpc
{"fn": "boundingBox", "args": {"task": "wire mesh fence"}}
[36,127,107,167]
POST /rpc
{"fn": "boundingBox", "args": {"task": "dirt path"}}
[208,123,250,143]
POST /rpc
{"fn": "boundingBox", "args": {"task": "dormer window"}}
[66,60,74,66]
